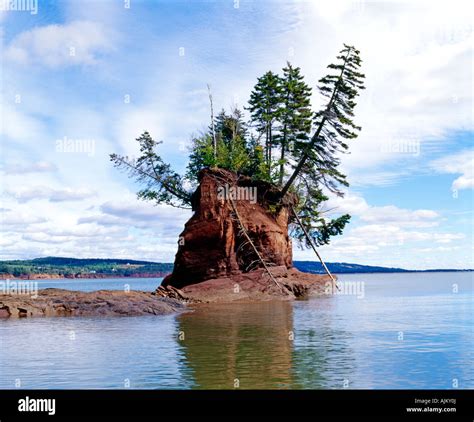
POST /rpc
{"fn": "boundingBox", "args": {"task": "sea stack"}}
[162,168,294,288]
[161,168,331,301]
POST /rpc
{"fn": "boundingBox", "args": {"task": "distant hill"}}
[293,261,411,274]
[25,257,163,266]
[0,257,471,279]
[0,257,173,279]
[294,261,472,274]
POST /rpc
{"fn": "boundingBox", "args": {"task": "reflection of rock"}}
[0,289,184,318]
[177,301,295,389]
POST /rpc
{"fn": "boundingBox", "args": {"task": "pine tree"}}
[275,62,313,185]
[280,45,365,247]
[185,133,216,187]
[281,44,365,198]
[110,131,192,209]
[111,44,365,250]
[186,108,251,182]
[245,134,267,181]
[246,71,282,177]
[213,108,250,172]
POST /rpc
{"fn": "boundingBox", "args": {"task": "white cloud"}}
[294,221,467,269]
[290,1,473,184]
[296,191,468,268]
[361,206,439,226]
[347,224,464,246]
[4,21,114,67]
[325,192,440,227]
[5,186,96,203]
[2,161,57,175]
[94,200,191,233]
[1,210,48,226]
[430,149,474,191]
[0,102,46,141]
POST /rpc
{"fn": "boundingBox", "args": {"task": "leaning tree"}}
[111,45,365,288]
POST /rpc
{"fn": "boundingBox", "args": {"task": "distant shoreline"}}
[1,257,472,280]
[0,273,169,280]
[1,269,472,281]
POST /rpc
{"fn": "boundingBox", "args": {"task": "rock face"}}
[163,168,295,289]
[158,266,332,303]
[0,289,185,318]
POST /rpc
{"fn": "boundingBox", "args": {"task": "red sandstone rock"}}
[165,267,332,303]
[160,168,335,301]
[163,168,296,289]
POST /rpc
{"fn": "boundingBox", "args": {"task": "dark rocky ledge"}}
[0,266,333,318]
[0,288,185,318]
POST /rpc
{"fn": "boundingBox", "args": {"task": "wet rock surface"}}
[0,288,185,318]
[158,267,332,303]
[0,268,332,319]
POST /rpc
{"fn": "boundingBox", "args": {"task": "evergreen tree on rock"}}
[111,45,365,290]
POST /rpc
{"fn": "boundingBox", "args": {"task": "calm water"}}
[0,272,472,389]
[19,277,163,292]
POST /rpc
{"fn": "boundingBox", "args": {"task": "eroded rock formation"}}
[161,168,334,300]
[162,168,295,289]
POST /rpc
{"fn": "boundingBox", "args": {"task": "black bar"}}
[0,390,471,420]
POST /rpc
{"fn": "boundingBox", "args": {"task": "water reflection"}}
[292,298,356,389]
[177,299,356,389]
[0,273,469,389]
[177,301,295,389]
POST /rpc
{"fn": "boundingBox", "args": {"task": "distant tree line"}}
[0,257,173,277]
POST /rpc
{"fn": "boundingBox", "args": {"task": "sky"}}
[0,0,472,269]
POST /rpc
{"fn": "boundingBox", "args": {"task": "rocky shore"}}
[0,267,332,319]
[0,288,185,318]
[0,169,336,319]
[157,266,332,303]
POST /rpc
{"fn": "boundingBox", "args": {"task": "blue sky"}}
[0,0,472,269]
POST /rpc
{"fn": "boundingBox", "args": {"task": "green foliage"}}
[245,63,314,185]
[111,131,192,208]
[0,257,173,277]
[285,44,365,197]
[110,44,365,249]
[276,62,314,184]
[247,71,282,176]
[282,45,364,245]
[291,181,351,247]
[245,136,269,181]
[214,109,250,173]
[186,133,216,185]
[186,108,252,184]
